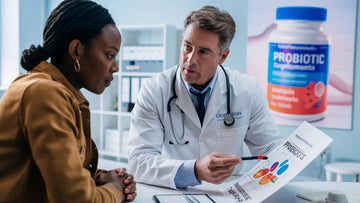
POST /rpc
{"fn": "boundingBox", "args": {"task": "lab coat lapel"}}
[174,70,201,128]
[202,67,227,129]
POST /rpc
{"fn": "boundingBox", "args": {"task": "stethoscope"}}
[167,64,235,145]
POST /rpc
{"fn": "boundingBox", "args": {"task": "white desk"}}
[134,181,360,203]
[264,181,360,203]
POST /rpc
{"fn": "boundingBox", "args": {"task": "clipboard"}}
[153,193,216,203]
[296,191,329,202]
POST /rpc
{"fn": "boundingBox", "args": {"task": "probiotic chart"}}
[221,121,333,203]
[253,159,289,185]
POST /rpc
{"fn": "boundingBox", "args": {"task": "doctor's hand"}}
[194,152,241,184]
[115,168,137,202]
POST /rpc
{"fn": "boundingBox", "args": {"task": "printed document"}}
[221,121,333,203]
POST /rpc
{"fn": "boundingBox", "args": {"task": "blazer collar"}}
[32,61,88,106]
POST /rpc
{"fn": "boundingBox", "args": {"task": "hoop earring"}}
[74,60,81,72]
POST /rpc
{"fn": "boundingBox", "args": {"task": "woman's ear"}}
[68,39,84,60]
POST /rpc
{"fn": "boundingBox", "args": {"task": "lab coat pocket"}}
[216,125,248,138]
[215,126,248,153]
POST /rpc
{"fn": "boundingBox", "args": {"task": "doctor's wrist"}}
[194,159,204,181]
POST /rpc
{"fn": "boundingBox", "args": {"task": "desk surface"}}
[134,181,360,203]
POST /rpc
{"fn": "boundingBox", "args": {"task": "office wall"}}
[0,2,2,84]
[0,0,19,89]
[47,0,247,72]
[19,0,45,74]
[42,0,360,164]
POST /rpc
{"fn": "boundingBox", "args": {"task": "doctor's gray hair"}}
[184,5,236,52]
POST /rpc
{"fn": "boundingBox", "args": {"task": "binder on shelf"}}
[104,129,120,153]
[121,130,130,154]
[121,45,164,73]
[140,77,150,87]
[152,46,165,60]
[125,61,140,71]
[121,77,130,112]
[122,46,131,60]
[129,77,140,112]
[143,46,151,60]
[128,46,137,60]
[135,46,145,60]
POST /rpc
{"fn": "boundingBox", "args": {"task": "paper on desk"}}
[221,121,333,203]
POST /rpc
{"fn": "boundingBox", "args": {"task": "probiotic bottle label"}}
[267,43,329,116]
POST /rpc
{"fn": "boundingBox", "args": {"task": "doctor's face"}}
[180,23,229,91]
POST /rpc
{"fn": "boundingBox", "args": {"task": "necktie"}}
[190,89,207,125]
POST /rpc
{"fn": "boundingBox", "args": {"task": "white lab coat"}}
[128,65,282,189]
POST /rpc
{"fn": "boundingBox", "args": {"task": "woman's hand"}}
[115,168,137,202]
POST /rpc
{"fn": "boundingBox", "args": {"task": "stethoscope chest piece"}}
[224,114,235,126]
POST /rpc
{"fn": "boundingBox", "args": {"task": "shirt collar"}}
[183,67,219,95]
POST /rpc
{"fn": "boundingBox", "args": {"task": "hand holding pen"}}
[195,152,241,184]
[194,152,268,185]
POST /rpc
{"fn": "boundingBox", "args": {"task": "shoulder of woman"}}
[21,73,74,104]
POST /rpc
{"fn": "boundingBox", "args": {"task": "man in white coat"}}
[128,6,283,189]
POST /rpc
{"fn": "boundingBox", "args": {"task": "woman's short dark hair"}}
[184,5,236,52]
[21,0,115,71]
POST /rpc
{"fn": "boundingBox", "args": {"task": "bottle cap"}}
[276,6,327,21]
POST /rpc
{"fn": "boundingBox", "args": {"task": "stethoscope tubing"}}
[167,64,234,145]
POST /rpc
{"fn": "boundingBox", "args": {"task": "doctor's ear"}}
[219,49,230,65]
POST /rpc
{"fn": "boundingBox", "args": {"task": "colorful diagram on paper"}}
[253,160,289,185]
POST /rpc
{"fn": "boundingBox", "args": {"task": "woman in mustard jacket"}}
[0,0,136,202]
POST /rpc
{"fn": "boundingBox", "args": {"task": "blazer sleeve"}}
[21,81,123,203]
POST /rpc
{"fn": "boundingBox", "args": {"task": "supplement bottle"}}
[267,6,330,121]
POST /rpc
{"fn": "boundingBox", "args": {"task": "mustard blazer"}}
[0,61,122,202]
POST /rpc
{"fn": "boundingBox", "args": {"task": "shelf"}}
[118,24,170,30]
[119,112,131,117]
[99,150,128,159]
[119,72,159,77]
[101,111,118,116]
[90,110,102,114]
[98,158,128,170]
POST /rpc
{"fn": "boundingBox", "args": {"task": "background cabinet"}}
[82,24,177,169]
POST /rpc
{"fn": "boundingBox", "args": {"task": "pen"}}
[241,155,268,160]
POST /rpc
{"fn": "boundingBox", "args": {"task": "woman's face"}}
[79,24,121,94]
